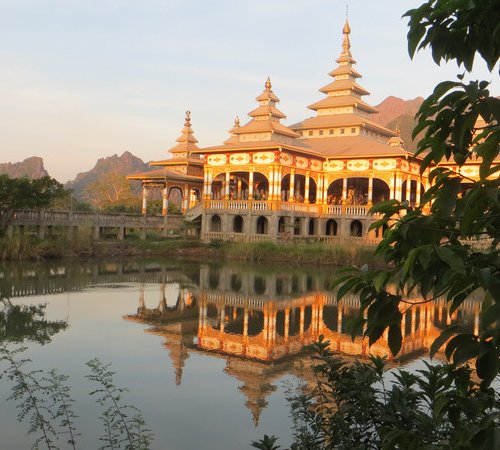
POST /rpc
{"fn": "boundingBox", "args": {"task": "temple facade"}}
[191,20,429,242]
[128,20,491,242]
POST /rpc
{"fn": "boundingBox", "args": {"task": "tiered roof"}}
[127,111,204,182]
[291,19,396,140]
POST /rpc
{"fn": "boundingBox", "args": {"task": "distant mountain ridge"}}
[68,151,151,200]
[0,96,427,201]
[0,157,49,179]
[374,96,424,152]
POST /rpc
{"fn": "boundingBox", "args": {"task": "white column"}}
[162,187,168,216]
[249,169,254,199]
[305,171,310,203]
[289,169,295,201]
[368,176,373,205]
[342,178,347,203]
[416,180,422,206]
[142,186,148,215]
[225,171,230,199]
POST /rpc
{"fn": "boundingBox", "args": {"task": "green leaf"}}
[435,246,465,274]
[388,324,402,356]
[480,301,500,329]
[430,326,460,358]
[476,347,498,387]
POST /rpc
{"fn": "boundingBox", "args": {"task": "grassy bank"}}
[0,232,380,267]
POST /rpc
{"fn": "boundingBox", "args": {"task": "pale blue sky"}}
[0,0,498,182]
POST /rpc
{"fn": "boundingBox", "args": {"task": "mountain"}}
[373,96,424,126]
[0,156,49,179]
[374,96,424,153]
[69,151,151,200]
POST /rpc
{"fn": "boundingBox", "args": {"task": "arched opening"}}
[210,174,225,200]
[229,172,250,200]
[167,186,183,212]
[323,305,339,332]
[210,215,222,232]
[293,218,301,236]
[233,215,244,233]
[252,173,269,200]
[308,177,317,204]
[372,179,390,204]
[325,219,338,236]
[346,178,369,205]
[280,174,291,201]
[247,310,264,336]
[208,269,219,289]
[256,216,268,234]
[230,273,242,292]
[350,220,363,237]
[254,276,266,295]
[308,218,315,236]
[278,217,286,233]
[327,179,343,204]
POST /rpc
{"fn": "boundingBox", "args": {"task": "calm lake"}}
[0,258,479,449]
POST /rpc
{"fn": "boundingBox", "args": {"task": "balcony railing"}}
[204,200,372,216]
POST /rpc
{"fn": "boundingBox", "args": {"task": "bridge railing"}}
[6,209,184,228]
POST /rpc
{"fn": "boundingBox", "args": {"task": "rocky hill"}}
[373,96,424,152]
[0,157,49,179]
[69,151,151,200]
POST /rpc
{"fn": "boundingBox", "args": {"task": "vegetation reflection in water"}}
[0,259,483,448]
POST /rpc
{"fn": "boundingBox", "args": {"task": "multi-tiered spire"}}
[168,110,201,158]
[290,19,396,140]
[227,78,299,143]
[307,19,376,116]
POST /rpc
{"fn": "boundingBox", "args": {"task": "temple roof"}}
[228,78,300,142]
[298,135,412,158]
[290,113,397,137]
[319,79,370,95]
[166,110,201,157]
[149,157,204,167]
[307,95,378,113]
[126,167,203,182]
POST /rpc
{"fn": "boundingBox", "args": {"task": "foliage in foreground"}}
[335,0,500,387]
[0,345,153,450]
[252,338,499,450]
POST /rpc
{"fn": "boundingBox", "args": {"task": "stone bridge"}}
[1,209,185,240]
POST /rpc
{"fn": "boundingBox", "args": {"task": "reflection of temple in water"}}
[126,264,481,425]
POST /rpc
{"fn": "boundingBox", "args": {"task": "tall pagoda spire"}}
[168,110,201,158]
[228,78,299,143]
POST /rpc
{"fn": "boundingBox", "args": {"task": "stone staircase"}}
[184,202,203,222]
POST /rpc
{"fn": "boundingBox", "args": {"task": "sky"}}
[0,0,498,182]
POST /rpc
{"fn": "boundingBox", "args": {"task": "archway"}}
[256,216,268,234]
[233,215,244,233]
[293,218,301,236]
[308,177,317,204]
[372,179,390,204]
[350,220,363,237]
[327,179,343,204]
[210,215,222,232]
[278,217,286,233]
[308,218,316,236]
[325,219,338,236]
[168,186,183,211]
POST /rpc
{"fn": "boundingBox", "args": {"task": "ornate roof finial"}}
[265,76,272,91]
[234,115,240,127]
[396,126,400,136]
[184,110,191,126]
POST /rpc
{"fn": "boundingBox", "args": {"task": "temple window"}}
[319,130,324,135]
[329,129,334,135]
[308,130,313,136]
[340,128,345,134]
[351,128,356,134]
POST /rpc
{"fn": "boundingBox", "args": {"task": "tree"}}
[0,175,68,210]
[335,0,500,386]
[83,171,138,211]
